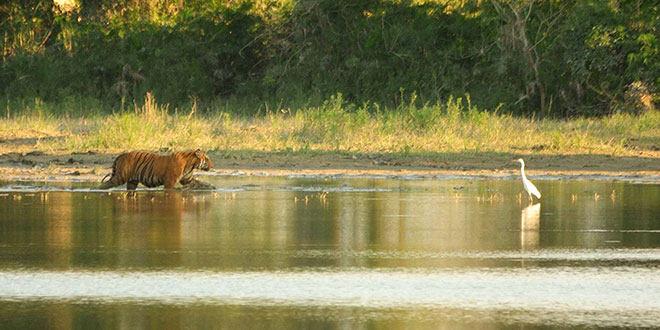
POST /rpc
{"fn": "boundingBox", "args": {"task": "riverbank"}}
[1,97,659,183]
[1,148,659,183]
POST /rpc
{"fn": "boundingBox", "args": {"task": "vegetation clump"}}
[0,93,650,158]
[1,0,659,117]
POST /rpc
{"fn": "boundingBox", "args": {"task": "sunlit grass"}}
[4,94,658,158]
[60,93,217,151]
[0,113,63,140]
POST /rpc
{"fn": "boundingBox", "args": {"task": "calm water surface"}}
[0,175,659,329]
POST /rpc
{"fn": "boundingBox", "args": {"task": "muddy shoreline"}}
[1,150,659,183]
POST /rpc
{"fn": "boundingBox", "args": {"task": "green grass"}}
[2,94,658,157]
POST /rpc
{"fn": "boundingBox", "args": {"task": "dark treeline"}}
[1,0,658,116]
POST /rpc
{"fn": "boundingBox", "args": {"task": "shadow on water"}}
[0,176,659,329]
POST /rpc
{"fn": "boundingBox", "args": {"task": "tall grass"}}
[61,93,217,151]
[0,99,65,139]
[16,94,657,158]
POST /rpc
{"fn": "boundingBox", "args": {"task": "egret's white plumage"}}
[515,158,541,203]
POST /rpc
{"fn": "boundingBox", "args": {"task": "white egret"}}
[514,158,541,203]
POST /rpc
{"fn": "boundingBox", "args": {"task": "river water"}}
[0,175,659,329]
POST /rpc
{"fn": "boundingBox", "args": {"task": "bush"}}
[1,0,659,117]
[1,1,264,109]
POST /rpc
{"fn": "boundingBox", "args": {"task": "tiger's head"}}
[193,149,212,171]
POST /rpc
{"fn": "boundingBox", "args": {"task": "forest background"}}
[0,0,659,161]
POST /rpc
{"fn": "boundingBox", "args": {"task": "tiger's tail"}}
[99,159,121,189]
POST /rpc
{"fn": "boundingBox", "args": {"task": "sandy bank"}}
[1,150,658,183]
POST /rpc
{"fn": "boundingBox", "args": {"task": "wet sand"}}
[1,149,659,183]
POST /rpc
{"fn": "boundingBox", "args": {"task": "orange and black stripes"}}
[99,149,212,191]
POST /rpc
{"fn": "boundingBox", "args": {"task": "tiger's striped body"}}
[99,149,212,190]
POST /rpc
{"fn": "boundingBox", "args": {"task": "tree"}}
[491,0,564,115]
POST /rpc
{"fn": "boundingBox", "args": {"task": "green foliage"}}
[15,93,655,157]
[1,1,264,108]
[298,94,362,147]
[555,1,660,115]
[265,0,491,108]
[1,0,659,116]
[62,94,215,150]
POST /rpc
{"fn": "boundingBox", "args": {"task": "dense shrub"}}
[1,0,658,116]
[1,1,264,108]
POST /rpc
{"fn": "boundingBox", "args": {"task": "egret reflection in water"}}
[520,203,541,250]
[1,176,660,330]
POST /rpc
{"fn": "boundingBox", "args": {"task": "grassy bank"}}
[2,94,658,159]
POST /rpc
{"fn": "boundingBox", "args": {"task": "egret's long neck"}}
[520,162,526,179]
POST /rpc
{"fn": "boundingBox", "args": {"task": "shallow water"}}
[0,176,659,329]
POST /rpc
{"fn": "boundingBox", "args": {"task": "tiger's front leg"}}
[179,171,195,185]
[180,179,216,190]
[164,177,178,189]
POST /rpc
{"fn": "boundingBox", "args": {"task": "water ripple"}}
[1,268,658,310]
[264,248,660,261]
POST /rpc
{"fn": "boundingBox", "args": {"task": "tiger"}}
[99,149,213,190]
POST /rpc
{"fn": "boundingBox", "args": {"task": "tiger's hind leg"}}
[99,175,122,189]
[126,181,139,198]
[127,181,138,191]
[99,181,117,189]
